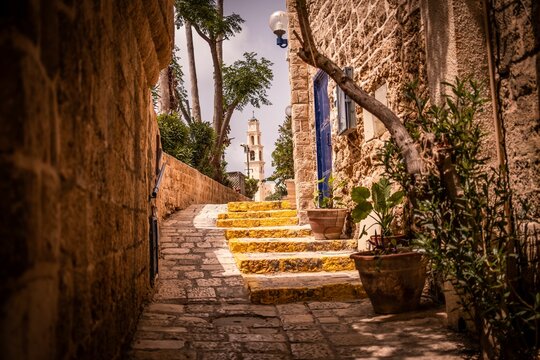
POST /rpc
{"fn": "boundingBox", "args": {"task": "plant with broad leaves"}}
[351,178,405,253]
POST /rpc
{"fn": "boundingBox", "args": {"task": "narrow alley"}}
[2,0,537,359]
[128,204,475,360]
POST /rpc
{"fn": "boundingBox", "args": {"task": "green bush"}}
[268,115,294,199]
[244,178,259,199]
[382,79,540,358]
[157,113,215,178]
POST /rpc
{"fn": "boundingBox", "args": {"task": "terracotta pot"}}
[350,250,426,314]
[306,208,348,240]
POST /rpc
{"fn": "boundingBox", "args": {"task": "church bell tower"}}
[245,116,266,200]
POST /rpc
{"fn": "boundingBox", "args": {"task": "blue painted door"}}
[314,71,332,200]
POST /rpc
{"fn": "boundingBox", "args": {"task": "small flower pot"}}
[350,250,426,314]
[306,208,348,240]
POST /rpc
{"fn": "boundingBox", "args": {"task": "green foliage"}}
[158,113,192,163]
[313,174,345,209]
[151,85,160,108]
[157,113,216,178]
[175,0,244,41]
[188,121,216,177]
[395,78,540,358]
[223,52,274,111]
[268,115,294,197]
[244,178,259,199]
[351,178,404,239]
[265,189,284,201]
[169,47,191,120]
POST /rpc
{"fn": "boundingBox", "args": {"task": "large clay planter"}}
[350,251,426,314]
[306,208,348,240]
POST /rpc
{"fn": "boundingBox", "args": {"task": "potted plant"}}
[306,174,348,240]
[349,177,426,314]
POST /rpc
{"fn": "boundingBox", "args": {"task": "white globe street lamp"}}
[269,11,289,48]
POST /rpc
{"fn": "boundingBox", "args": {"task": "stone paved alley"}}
[128,205,477,360]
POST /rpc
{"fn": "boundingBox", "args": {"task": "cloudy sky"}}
[175,0,290,178]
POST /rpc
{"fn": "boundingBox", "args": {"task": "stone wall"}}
[287,0,430,228]
[287,0,537,227]
[287,0,318,223]
[422,0,497,167]
[0,1,173,359]
[491,0,540,220]
[157,154,248,219]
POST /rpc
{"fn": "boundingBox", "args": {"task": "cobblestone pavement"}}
[128,205,477,360]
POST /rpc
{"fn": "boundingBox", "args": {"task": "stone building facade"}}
[0,1,246,359]
[286,0,539,229]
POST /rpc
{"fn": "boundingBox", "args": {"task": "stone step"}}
[244,271,366,304]
[225,225,312,240]
[216,216,299,228]
[228,237,357,253]
[234,251,356,274]
[227,201,292,212]
[217,209,297,220]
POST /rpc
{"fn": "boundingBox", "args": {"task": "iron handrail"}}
[151,162,167,198]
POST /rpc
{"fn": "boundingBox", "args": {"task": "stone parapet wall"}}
[0,1,173,359]
[157,154,248,219]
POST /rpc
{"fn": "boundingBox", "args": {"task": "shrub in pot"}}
[307,175,348,240]
[350,177,426,314]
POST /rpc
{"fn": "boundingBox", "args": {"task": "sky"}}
[174,0,290,178]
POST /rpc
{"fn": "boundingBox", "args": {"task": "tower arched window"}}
[259,151,262,160]
[250,135,255,145]
[250,151,255,161]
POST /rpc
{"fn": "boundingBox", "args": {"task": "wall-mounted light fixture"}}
[269,11,289,48]
[285,105,292,116]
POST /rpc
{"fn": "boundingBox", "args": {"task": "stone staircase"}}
[217,200,366,304]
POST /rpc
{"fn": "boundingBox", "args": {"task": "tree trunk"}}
[213,102,238,162]
[293,0,422,176]
[185,21,202,122]
[190,23,225,178]
[157,67,171,114]
[216,0,224,66]
[209,42,223,136]
[209,40,224,176]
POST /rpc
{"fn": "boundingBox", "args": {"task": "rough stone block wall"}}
[422,0,497,167]
[157,154,248,219]
[0,1,173,359]
[491,0,540,220]
[287,0,318,223]
[287,0,429,225]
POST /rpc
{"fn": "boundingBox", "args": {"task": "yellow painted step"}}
[228,237,357,253]
[227,201,292,212]
[217,217,298,228]
[244,271,367,304]
[217,209,297,220]
[225,226,311,240]
[234,251,356,274]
